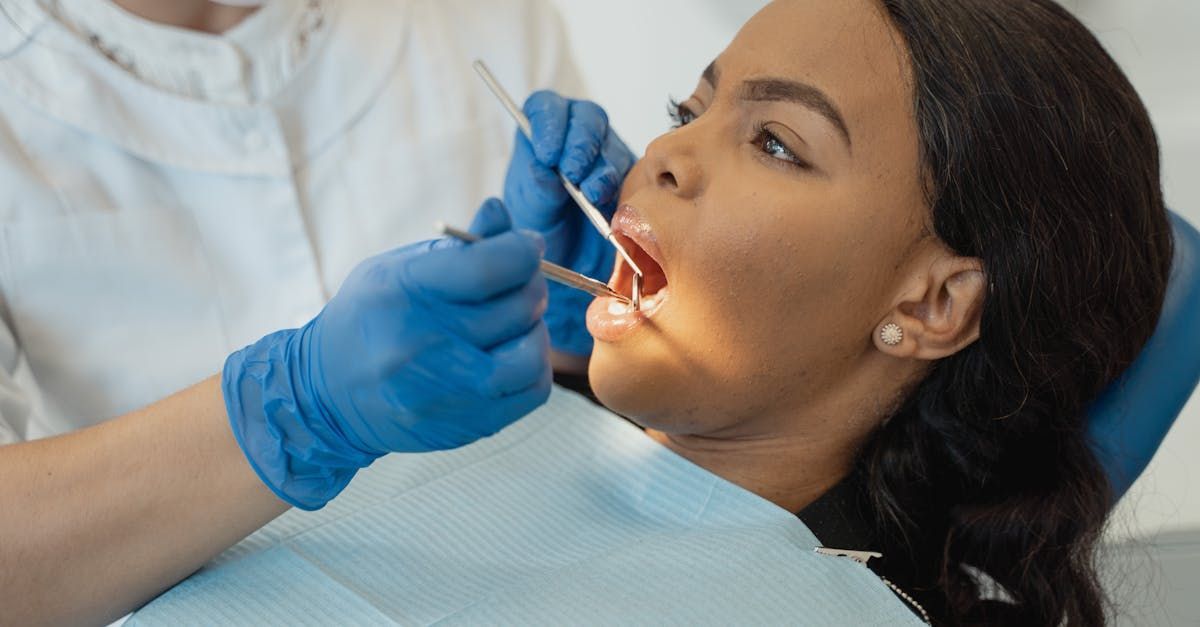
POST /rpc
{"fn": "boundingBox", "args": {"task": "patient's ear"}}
[874,254,985,360]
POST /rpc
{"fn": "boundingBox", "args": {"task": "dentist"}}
[0,0,633,623]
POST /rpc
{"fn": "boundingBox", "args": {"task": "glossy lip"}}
[586,204,671,343]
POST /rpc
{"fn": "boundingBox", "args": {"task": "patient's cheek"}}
[583,209,846,429]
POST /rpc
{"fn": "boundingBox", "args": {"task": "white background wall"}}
[548,0,1200,543]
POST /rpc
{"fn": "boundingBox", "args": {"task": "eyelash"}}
[667,98,696,128]
[666,98,811,171]
[753,123,811,170]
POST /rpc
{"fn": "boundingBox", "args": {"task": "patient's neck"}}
[644,425,860,514]
[112,1,257,34]
[638,341,916,511]
[642,364,899,514]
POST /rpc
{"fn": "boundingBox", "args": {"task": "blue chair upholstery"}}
[1088,211,1200,499]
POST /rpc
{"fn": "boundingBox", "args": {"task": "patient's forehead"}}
[717,0,917,168]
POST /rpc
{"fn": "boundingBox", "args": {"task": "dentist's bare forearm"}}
[0,376,288,626]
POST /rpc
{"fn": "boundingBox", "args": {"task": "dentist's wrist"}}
[221,327,376,511]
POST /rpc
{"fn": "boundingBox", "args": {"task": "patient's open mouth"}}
[586,204,670,342]
[612,224,667,304]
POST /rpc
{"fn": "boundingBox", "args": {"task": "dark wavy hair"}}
[860,1,1174,624]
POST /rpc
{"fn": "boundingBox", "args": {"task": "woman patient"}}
[546,0,1170,623]
[140,0,1172,624]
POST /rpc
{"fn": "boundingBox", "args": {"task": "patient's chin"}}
[586,340,704,432]
[587,341,662,420]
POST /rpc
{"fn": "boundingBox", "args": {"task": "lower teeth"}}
[608,300,633,315]
[606,289,666,316]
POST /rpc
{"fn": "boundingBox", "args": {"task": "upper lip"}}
[610,204,669,296]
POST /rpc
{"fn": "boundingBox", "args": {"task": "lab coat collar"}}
[42,0,325,105]
[0,0,410,177]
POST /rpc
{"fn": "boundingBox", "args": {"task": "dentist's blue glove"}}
[504,91,636,356]
[223,199,551,510]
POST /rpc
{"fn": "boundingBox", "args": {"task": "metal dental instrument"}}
[437,223,632,305]
[472,60,643,311]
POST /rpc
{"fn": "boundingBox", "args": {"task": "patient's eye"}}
[753,124,810,170]
[761,133,792,161]
[668,98,698,128]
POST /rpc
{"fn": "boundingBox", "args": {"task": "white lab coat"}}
[0,0,584,442]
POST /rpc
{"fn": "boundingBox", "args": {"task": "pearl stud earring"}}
[880,323,904,346]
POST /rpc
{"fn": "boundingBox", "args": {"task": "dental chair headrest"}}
[1088,210,1200,499]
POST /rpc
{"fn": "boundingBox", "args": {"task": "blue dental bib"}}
[128,386,922,626]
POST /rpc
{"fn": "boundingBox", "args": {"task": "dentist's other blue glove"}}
[223,199,551,510]
[504,91,636,356]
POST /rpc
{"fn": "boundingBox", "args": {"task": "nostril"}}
[657,171,678,189]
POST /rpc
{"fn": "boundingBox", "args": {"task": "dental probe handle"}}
[471,59,646,285]
[437,223,632,304]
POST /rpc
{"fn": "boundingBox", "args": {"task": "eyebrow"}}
[700,61,852,149]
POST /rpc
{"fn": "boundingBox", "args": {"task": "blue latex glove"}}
[223,199,552,510]
[504,91,636,356]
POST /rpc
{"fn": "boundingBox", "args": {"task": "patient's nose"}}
[643,131,704,199]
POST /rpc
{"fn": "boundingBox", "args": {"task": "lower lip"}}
[585,287,670,343]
